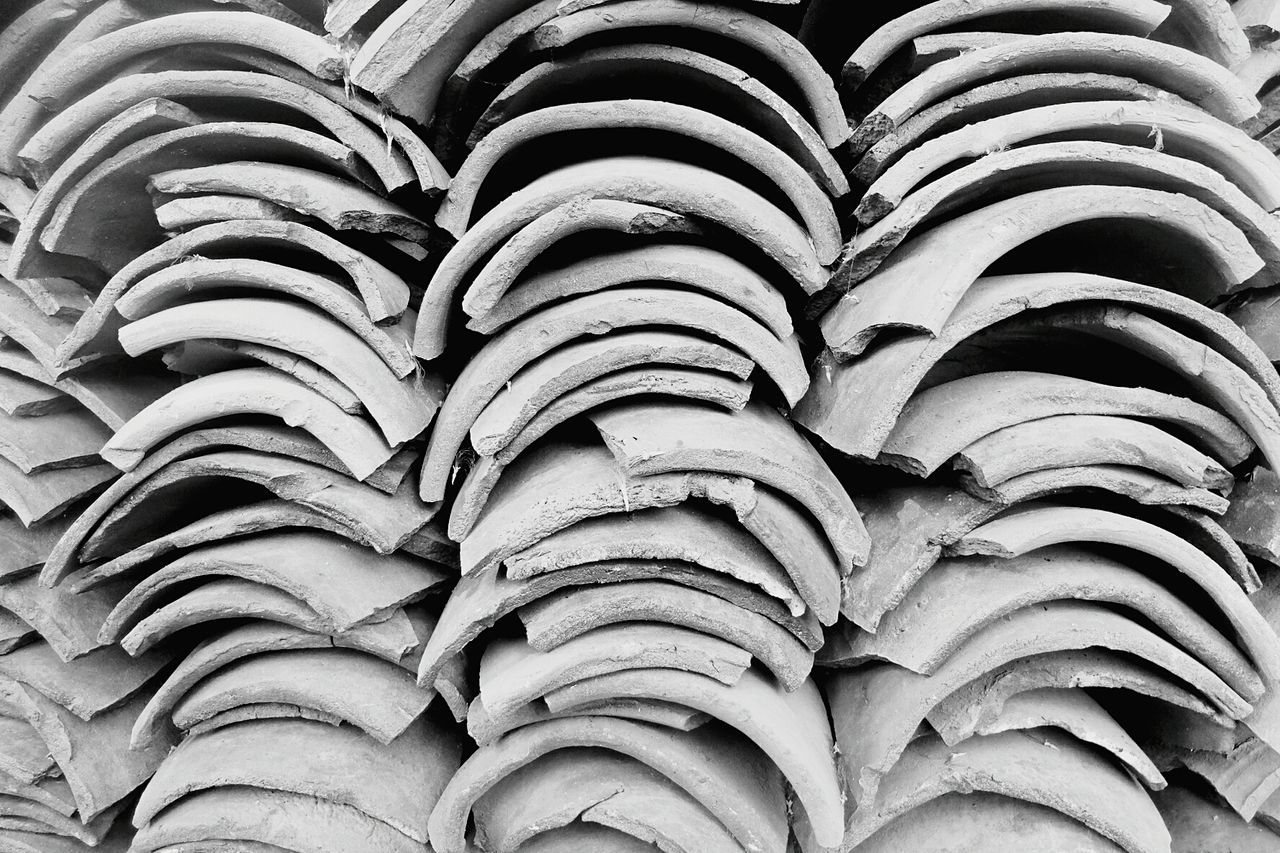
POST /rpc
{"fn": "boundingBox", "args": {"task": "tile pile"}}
[2,0,1280,851]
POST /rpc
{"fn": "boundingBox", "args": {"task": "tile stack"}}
[801,0,1280,848]
[0,2,459,850]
